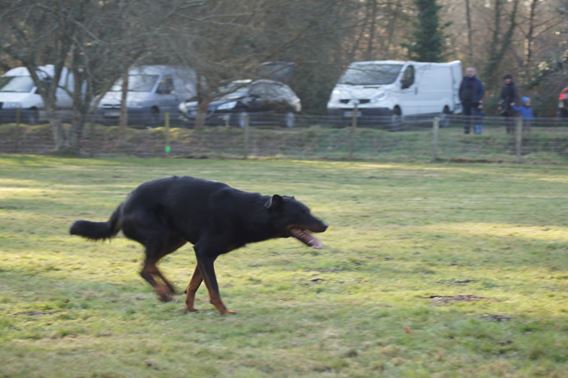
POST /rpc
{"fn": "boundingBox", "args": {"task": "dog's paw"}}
[156,287,173,302]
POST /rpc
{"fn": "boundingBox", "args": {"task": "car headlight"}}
[217,101,236,111]
[371,93,386,103]
[330,89,343,101]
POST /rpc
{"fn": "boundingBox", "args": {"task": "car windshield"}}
[338,64,403,85]
[110,75,159,92]
[0,76,36,93]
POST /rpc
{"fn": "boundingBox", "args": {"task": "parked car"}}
[96,65,196,126]
[0,65,76,124]
[559,87,568,118]
[327,60,462,127]
[179,79,301,128]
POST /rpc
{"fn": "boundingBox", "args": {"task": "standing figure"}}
[499,74,518,134]
[459,67,485,134]
[512,96,535,133]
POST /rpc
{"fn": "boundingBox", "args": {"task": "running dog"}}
[70,176,327,314]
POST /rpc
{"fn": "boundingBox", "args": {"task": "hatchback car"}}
[179,79,301,128]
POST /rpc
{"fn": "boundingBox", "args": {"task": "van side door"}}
[155,75,179,114]
[399,65,420,116]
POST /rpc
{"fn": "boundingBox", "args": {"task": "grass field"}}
[1,155,567,377]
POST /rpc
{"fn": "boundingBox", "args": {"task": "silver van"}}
[96,65,196,125]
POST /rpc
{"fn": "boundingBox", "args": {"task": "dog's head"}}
[265,194,327,249]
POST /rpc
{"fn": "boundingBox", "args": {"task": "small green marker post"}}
[164,112,171,157]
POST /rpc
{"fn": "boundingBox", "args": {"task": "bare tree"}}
[483,0,521,86]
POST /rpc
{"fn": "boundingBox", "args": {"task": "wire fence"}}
[1,110,568,164]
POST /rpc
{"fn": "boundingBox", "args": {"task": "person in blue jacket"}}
[513,96,535,133]
[459,67,485,134]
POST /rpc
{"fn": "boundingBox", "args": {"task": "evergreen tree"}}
[406,0,447,62]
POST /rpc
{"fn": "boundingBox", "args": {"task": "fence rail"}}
[1,111,568,164]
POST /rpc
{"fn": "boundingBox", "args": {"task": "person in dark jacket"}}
[499,74,519,134]
[459,67,485,134]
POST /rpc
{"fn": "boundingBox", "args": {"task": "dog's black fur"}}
[70,176,327,314]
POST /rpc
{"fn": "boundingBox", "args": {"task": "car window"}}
[339,64,403,85]
[0,76,35,93]
[111,75,159,92]
[249,83,269,97]
[156,76,174,94]
[401,65,415,89]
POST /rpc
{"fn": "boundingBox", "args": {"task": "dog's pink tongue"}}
[290,228,323,249]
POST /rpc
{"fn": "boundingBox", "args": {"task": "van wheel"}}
[283,112,295,128]
[389,107,402,131]
[440,106,451,128]
[26,108,40,124]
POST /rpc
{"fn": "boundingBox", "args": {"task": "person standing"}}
[512,96,535,133]
[499,74,519,134]
[459,67,485,134]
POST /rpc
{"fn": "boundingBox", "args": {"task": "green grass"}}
[1,155,567,377]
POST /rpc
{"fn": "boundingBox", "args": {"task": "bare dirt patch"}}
[428,295,484,304]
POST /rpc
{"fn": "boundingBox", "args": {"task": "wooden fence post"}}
[515,117,523,163]
[348,102,358,160]
[243,113,250,159]
[16,107,21,127]
[432,116,440,161]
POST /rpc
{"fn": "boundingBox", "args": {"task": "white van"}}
[327,60,462,124]
[0,65,75,123]
[96,65,196,125]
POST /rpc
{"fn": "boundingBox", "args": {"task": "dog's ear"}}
[265,194,284,210]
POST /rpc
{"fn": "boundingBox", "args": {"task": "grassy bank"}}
[1,123,568,163]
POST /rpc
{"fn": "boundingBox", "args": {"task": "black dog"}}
[70,176,327,314]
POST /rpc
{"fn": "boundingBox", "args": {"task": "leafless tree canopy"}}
[1,0,567,151]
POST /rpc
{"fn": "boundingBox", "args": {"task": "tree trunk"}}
[483,0,520,85]
[524,0,539,70]
[119,70,129,144]
[49,107,67,152]
[365,0,378,60]
[68,112,86,154]
[195,97,210,129]
[464,0,474,64]
[194,74,209,129]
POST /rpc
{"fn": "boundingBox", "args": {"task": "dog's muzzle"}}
[288,224,327,249]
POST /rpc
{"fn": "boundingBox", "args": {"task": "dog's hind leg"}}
[154,236,186,295]
[140,235,186,302]
[140,258,173,302]
[184,265,202,312]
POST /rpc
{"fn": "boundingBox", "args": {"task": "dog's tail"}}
[69,203,123,241]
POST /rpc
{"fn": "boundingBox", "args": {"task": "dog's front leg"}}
[185,265,202,312]
[196,255,236,315]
